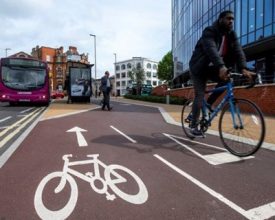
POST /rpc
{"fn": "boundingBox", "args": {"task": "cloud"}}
[0,0,171,78]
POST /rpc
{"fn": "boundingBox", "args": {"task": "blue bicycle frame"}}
[202,80,243,129]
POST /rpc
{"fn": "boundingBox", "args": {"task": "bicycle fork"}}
[229,100,243,129]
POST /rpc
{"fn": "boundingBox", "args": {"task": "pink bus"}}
[0,57,50,105]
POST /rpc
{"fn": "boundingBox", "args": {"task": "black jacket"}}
[189,21,247,75]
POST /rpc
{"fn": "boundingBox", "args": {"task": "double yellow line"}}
[0,108,45,149]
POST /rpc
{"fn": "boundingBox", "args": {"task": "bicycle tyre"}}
[181,99,195,139]
[34,171,78,220]
[104,164,148,204]
[218,98,265,157]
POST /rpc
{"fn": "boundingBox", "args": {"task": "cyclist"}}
[189,10,255,137]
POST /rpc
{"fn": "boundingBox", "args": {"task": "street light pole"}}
[113,53,117,96]
[90,34,97,98]
[5,48,11,57]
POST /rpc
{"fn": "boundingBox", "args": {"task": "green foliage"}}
[128,67,146,95]
[124,94,187,105]
[157,51,173,84]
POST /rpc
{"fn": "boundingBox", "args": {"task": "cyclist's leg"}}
[189,71,207,137]
[206,67,226,107]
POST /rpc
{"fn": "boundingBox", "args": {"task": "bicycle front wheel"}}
[219,98,265,157]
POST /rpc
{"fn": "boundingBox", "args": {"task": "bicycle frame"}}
[202,80,242,129]
[55,154,126,194]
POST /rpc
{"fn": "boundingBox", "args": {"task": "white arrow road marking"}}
[67,127,88,147]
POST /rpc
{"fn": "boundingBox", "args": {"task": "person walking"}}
[188,10,255,137]
[100,71,112,111]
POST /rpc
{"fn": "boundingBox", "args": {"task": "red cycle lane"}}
[0,102,274,219]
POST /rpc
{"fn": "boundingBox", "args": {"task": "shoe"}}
[108,107,112,111]
[185,113,193,123]
[189,127,205,138]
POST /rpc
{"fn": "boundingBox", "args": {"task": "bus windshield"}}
[1,66,46,91]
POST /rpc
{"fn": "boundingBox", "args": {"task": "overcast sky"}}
[0,0,171,78]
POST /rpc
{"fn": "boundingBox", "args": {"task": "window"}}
[121,64,126,70]
[241,0,248,35]
[136,63,141,69]
[264,25,272,37]
[248,32,255,43]
[256,0,263,29]
[248,0,255,32]
[146,63,152,69]
[46,55,51,62]
[116,81,120,86]
[153,64,157,70]
[146,80,151,85]
[153,72,157,77]
[116,73,120,78]
[122,81,126,86]
[127,63,132,69]
[153,81,157,86]
[146,71,151,77]
[116,65,120,71]
[264,0,272,25]
[121,72,126,78]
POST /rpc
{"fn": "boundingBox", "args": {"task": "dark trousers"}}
[190,66,227,127]
[102,90,111,110]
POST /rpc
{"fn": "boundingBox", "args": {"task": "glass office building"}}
[172,0,275,87]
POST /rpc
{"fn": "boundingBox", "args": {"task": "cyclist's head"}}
[218,10,234,32]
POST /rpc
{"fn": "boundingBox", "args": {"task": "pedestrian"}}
[188,10,255,137]
[100,71,112,111]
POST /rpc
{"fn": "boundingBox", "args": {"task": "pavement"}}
[42,96,275,149]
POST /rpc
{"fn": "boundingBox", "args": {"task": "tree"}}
[128,67,145,95]
[157,51,173,85]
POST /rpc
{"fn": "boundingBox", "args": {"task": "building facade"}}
[115,57,162,96]
[31,46,90,91]
[172,0,275,87]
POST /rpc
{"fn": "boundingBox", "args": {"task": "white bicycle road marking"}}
[34,154,148,220]
[154,154,275,220]
[110,125,137,143]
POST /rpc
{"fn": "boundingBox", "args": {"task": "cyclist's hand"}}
[242,69,256,83]
[219,66,229,81]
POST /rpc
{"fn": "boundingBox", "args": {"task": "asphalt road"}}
[0,101,275,220]
[0,102,45,158]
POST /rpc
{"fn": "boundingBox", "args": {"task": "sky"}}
[0,0,171,78]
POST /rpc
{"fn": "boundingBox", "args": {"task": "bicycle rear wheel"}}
[219,98,265,157]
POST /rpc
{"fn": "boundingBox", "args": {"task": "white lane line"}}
[20,107,34,114]
[0,116,12,123]
[110,125,137,144]
[153,154,249,219]
[163,133,254,165]
[154,154,275,220]
[0,108,44,149]
[0,108,45,168]
[165,133,225,151]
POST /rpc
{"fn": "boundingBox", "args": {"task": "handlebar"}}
[229,72,257,89]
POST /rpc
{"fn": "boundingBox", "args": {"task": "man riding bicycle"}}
[189,10,255,137]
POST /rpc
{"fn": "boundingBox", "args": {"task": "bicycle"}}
[181,73,265,157]
[34,154,148,220]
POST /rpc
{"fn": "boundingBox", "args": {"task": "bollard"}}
[166,88,170,104]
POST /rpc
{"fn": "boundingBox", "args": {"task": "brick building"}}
[31,46,90,90]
